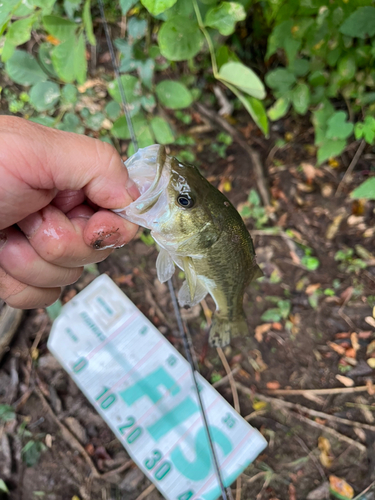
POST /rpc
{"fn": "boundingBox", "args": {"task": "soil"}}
[1,112,375,500]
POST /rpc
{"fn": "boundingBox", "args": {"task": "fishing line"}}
[97,1,229,498]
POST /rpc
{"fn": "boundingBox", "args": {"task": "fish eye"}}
[177,194,194,208]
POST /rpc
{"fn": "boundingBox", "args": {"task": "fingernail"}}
[92,232,120,250]
[126,177,140,201]
[19,212,43,238]
[0,231,7,251]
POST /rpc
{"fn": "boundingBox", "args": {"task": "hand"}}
[0,116,139,309]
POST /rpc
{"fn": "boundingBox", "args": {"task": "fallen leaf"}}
[329,475,354,499]
[318,436,331,454]
[315,417,327,425]
[358,331,372,339]
[272,322,283,331]
[367,379,375,395]
[334,332,350,339]
[367,340,375,356]
[340,286,354,304]
[319,437,333,468]
[367,358,375,369]
[328,342,346,355]
[306,283,321,295]
[266,381,281,390]
[253,400,268,411]
[365,316,375,329]
[289,483,297,500]
[326,213,345,240]
[45,434,53,448]
[335,374,354,387]
[301,162,318,183]
[255,323,272,343]
[345,348,356,359]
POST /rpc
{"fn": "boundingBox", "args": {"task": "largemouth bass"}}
[115,144,262,347]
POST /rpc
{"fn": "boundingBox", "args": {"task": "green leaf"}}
[22,440,47,467]
[141,0,177,16]
[266,20,293,59]
[227,82,268,135]
[290,58,309,77]
[141,94,156,112]
[52,38,76,82]
[156,80,193,109]
[29,116,56,127]
[128,17,147,41]
[150,116,174,144]
[291,83,310,115]
[120,0,137,14]
[265,68,295,92]
[267,97,290,121]
[355,116,375,144]
[33,0,57,13]
[30,81,60,111]
[84,111,105,131]
[62,83,78,104]
[137,58,154,89]
[83,0,96,45]
[108,74,141,106]
[340,6,375,39]
[105,100,121,120]
[337,55,356,82]
[216,45,240,69]
[205,2,246,36]
[317,139,347,164]
[1,38,16,62]
[351,178,375,200]
[0,479,9,494]
[74,33,87,84]
[158,16,203,61]
[0,404,15,422]
[301,256,320,271]
[326,111,353,140]
[218,61,265,100]
[6,16,34,46]
[5,50,47,86]
[261,308,282,322]
[42,15,77,42]
[38,42,58,78]
[57,112,84,133]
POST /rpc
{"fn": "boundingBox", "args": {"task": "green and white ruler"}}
[48,274,267,500]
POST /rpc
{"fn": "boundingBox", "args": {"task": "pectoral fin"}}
[182,257,197,301]
[178,279,208,308]
[156,248,175,283]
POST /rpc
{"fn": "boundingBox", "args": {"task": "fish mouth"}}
[115,144,171,228]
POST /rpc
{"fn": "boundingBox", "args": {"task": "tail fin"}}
[209,313,248,348]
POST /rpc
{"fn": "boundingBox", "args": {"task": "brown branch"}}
[264,385,369,396]
[336,140,366,196]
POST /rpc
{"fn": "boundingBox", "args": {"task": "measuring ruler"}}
[48,275,266,500]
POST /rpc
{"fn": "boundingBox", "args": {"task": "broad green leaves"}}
[42,15,76,41]
[5,51,47,86]
[265,68,295,92]
[108,75,141,107]
[83,0,96,46]
[30,81,60,111]
[340,7,375,39]
[268,97,290,121]
[151,117,175,144]
[141,0,177,16]
[351,178,375,200]
[156,81,193,109]
[4,17,35,60]
[355,116,375,144]
[158,16,203,61]
[291,83,310,115]
[218,62,266,100]
[326,111,353,140]
[205,2,246,36]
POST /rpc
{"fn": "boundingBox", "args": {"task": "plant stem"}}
[192,0,218,77]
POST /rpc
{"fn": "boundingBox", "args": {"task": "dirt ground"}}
[1,111,375,500]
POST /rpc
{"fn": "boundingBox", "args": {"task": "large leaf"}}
[74,33,87,84]
[226,82,268,136]
[291,83,310,115]
[141,0,177,16]
[326,111,353,140]
[351,178,375,200]
[218,62,265,100]
[112,112,152,143]
[317,139,346,164]
[42,15,77,42]
[108,74,141,104]
[5,50,47,86]
[155,80,193,109]
[265,68,296,91]
[150,116,174,144]
[266,20,293,59]
[268,97,290,121]
[205,2,246,36]
[120,0,137,14]
[38,42,58,78]
[52,38,76,82]
[6,16,34,46]
[128,17,147,42]
[83,0,96,46]
[158,16,203,61]
[340,6,375,39]
[137,59,154,89]
[30,81,60,111]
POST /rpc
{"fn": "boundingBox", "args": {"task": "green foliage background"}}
[1,0,375,197]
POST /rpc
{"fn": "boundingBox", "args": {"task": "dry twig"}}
[265,385,369,396]
[134,483,156,500]
[336,140,366,196]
